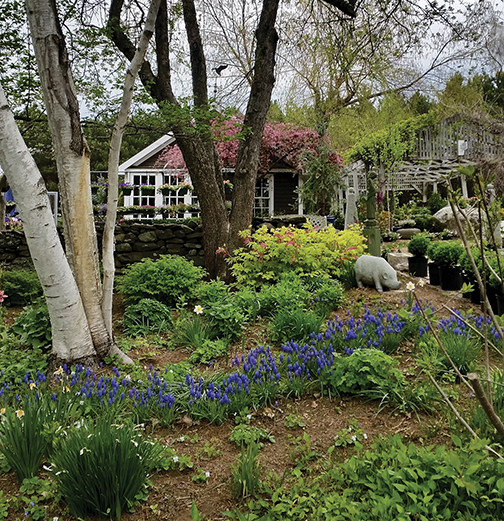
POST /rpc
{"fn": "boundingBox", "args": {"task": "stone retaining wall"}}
[0,215,309,269]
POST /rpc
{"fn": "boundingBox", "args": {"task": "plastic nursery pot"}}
[428,262,440,286]
[470,283,481,305]
[439,265,462,291]
[408,256,428,278]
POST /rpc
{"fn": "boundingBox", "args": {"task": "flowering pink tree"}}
[109,0,353,280]
[156,117,342,173]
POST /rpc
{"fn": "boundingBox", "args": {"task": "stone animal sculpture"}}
[355,255,401,293]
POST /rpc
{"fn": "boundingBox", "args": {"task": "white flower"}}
[194,305,203,315]
[205,471,210,478]
[173,456,179,463]
[351,435,357,442]
[363,433,368,439]
[418,279,425,287]
[406,282,415,291]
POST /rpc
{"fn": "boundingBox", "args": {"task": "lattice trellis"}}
[342,116,504,199]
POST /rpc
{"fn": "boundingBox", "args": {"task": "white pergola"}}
[341,115,504,203]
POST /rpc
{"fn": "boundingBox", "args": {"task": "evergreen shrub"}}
[1,270,42,306]
[118,255,207,307]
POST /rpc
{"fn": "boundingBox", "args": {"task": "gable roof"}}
[118,134,175,171]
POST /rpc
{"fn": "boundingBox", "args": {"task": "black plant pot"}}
[496,292,504,316]
[439,265,462,291]
[428,262,440,286]
[470,283,481,305]
[408,255,428,277]
[487,286,498,315]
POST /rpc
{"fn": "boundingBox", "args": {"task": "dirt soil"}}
[0,263,483,521]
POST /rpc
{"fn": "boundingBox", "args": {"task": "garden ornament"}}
[355,255,401,293]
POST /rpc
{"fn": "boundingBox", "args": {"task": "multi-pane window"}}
[253,177,271,216]
[132,173,156,207]
[162,172,189,207]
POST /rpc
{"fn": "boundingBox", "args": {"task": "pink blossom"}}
[154,116,343,172]
[0,291,8,303]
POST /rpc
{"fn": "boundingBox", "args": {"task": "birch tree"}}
[0,84,97,366]
[0,0,159,365]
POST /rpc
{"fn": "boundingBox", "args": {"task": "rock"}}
[355,255,401,292]
[115,243,132,253]
[387,252,410,272]
[137,231,158,243]
[433,205,478,234]
[397,228,421,239]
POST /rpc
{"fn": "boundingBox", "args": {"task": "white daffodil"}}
[194,305,203,315]
[406,282,415,291]
[418,279,425,287]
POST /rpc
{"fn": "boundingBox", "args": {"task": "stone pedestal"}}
[363,219,381,257]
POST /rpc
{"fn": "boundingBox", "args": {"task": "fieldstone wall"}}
[0,230,32,266]
[0,221,205,269]
[0,215,310,269]
[110,221,204,267]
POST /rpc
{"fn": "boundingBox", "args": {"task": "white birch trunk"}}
[25,0,132,362]
[102,0,162,335]
[0,85,97,364]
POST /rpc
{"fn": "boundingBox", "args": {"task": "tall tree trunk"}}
[108,0,280,279]
[102,0,162,333]
[230,0,279,253]
[0,84,97,366]
[26,0,131,363]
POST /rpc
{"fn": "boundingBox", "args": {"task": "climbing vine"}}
[344,111,439,171]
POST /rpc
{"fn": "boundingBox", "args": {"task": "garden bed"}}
[0,273,488,521]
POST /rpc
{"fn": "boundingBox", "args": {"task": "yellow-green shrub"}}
[228,223,367,286]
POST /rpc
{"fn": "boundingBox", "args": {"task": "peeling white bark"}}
[0,85,96,362]
[102,0,162,335]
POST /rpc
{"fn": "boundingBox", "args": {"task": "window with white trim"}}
[132,173,156,207]
[162,172,189,207]
[253,177,271,216]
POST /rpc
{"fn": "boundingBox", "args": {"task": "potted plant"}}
[458,248,481,303]
[187,203,200,215]
[484,251,504,314]
[137,205,157,217]
[429,241,464,291]
[91,181,102,194]
[426,242,441,285]
[119,182,135,195]
[407,233,430,277]
[139,184,156,196]
[157,184,175,195]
